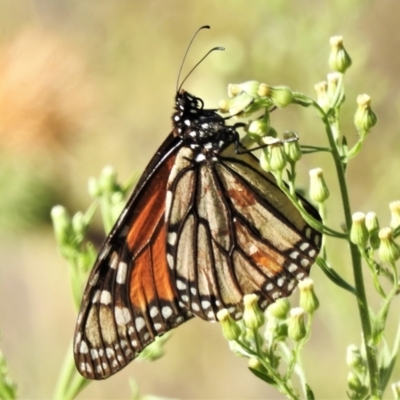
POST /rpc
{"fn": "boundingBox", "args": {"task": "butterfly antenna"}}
[176,25,225,92]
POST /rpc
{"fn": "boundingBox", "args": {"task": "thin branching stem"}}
[312,100,381,398]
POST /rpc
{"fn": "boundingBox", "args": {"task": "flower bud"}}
[267,298,290,320]
[346,344,365,373]
[378,227,400,264]
[314,81,329,110]
[243,294,265,330]
[218,99,230,113]
[248,114,271,138]
[287,307,306,341]
[350,212,368,247]
[110,192,126,224]
[299,278,319,314]
[354,94,377,138]
[72,211,86,241]
[259,148,271,172]
[248,357,274,382]
[88,176,101,198]
[228,84,241,97]
[228,81,260,97]
[224,92,254,116]
[51,205,73,246]
[264,139,287,173]
[98,166,118,194]
[327,73,340,97]
[329,35,352,73]
[365,211,380,249]
[347,371,368,397]
[217,309,242,341]
[365,211,379,232]
[257,83,270,97]
[389,201,400,229]
[248,357,268,374]
[309,168,330,203]
[266,85,294,108]
[283,131,302,163]
[391,381,400,398]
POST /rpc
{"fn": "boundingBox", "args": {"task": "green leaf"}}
[305,384,315,400]
[378,340,397,393]
[316,257,356,294]
[248,366,277,385]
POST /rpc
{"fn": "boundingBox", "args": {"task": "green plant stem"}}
[236,339,298,399]
[317,103,380,398]
[53,342,89,400]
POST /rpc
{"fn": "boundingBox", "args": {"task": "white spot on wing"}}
[100,290,112,305]
[300,243,310,251]
[79,341,88,354]
[115,306,131,325]
[150,307,159,317]
[116,262,128,284]
[109,252,119,269]
[92,290,100,303]
[201,300,211,309]
[265,283,274,291]
[165,190,173,218]
[297,272,305,280]
[248,244,258,255]
[154,323,162,331]
[301,259,310,267]
[288,264,298,273]
[99,244,111,260]
[176,280,186,290]
[168,232,178,246]
[162,306,173,318]
[195,153,206,162]
[106,348,114,358]
[90,349,99,359]
[135,317,145,331]
[167,253,174,269]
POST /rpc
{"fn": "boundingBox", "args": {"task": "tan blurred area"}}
[0,1,400,399]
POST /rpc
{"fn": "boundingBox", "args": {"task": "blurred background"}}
[1,0,400,398]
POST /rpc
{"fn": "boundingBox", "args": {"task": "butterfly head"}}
[172,89,235,154]
[172,89,203,135]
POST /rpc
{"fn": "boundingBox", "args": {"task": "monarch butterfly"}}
[73,26,322,380]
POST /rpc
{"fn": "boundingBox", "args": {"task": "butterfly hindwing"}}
[165,143,321,320]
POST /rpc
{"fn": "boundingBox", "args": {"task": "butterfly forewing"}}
[74,135,193,380]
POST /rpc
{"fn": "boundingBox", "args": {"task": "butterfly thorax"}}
[172,89,238,161]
